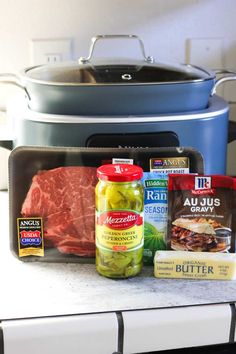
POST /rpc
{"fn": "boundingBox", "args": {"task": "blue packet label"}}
[142,172,168,265]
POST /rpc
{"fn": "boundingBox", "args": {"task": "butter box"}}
[154,251,236,280]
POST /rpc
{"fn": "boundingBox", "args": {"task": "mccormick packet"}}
[232,178,236,252]
[142,172,168,265]
[167,174,234,252]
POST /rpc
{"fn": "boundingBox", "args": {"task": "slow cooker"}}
[1,34,236,174]
[3,93,230,175]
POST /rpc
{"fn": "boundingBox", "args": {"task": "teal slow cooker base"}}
[13,95,228,175]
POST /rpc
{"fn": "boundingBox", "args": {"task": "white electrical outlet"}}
[186,38,224,97]
[186,38,223,69]
[30,38,72,65]
[45,53,62,63]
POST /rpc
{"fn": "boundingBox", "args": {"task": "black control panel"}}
[86,132,179,148]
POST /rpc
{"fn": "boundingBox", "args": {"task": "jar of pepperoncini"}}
[95,164,144,279]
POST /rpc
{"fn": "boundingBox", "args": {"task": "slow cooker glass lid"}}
[24,59,213,85]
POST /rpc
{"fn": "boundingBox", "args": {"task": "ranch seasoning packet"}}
[167,174,234,253]
[142,172,168,265]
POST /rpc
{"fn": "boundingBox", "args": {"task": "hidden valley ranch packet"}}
[142,173,168,265]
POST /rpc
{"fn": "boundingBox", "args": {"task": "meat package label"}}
[150,157,189,174]
[17,217,44,257]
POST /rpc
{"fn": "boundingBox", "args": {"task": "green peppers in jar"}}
[95,164,144,279]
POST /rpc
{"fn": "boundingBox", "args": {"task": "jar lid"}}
[97,164,143,182]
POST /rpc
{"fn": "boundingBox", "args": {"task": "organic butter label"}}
[96,210,143,252]
[17,217,44,257]
[154,251,236,280]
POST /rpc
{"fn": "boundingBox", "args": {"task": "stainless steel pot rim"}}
[21,78,212,87]
[21,75,214,87]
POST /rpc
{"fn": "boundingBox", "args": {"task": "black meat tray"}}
[8,146,204,263]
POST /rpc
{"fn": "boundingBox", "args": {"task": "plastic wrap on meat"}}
[21,166,97,257]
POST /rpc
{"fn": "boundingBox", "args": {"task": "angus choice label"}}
[17,217,44,257]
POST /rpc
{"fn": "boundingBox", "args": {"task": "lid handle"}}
[79,34,154,64]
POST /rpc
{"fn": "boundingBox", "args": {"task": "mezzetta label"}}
[97,211,142,230]
[96,210,143,252]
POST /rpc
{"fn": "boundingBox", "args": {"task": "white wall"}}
[0,0,236,174]
[0,0,236,71]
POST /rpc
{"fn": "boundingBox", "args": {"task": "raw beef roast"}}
[21,166,97,257]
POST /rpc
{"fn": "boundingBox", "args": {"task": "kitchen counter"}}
[1,190,236,354]
[1,189,236,320]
